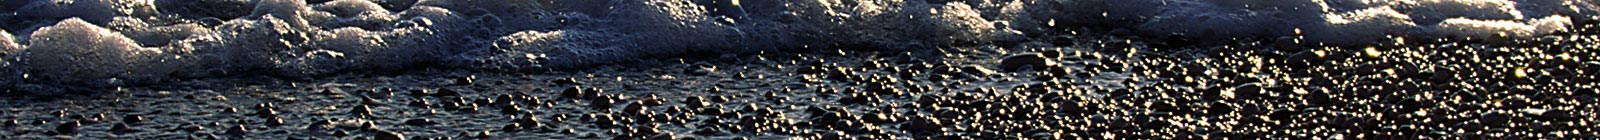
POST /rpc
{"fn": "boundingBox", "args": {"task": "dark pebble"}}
[455,75,476,85]
[376,130,405,140]
[1000,53,1056,72]
[1268,109,1298,122]
[124,114,143,124]
[111,123,132,132]
[476,130,492,138]
[267,117,285,126]
[1306,92,1332,106]
[561,86,584,99]
[1233,83,1262,99]
[1481,111,1510,126]
[434,88,461,97]
[353,105,373,116]
[56,121,79,134]
[685,96,708,108]
[226,124,248,135]
[552,77,579,85]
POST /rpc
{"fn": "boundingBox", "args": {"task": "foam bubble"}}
[20,18,162,84]
[0,29,17,54]
[15,0,160,24]
[1432,15,1572,39]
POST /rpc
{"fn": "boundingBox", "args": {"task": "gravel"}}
[0,21,1595,140]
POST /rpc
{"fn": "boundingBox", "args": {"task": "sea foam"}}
[0,0,1591,87]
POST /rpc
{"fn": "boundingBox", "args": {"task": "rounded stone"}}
[56,121,80,134]
[375,130,405,140]
[1000,53,1056,72]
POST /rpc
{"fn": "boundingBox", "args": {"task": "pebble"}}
[475,130,492,138]
[1273,37,1303,51]
[56,121,79,134]
[267,117,285,126]
[353,105,374,116]
[1306,92,1332,106]
[376,130,405,140]
[226,124,248,135]
[1232,83,1262,99]
[434,88,461,97]
[685,96,708,108]
[552,77,579,85]
[455,75,476,85]
[1000,53,1056,72]
[591,96,616,110]
[561,86,584,99]
[111,123,133,132]
[124,114,143,124]
[1480,111,1510,126]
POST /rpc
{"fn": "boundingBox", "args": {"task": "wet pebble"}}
[111,123,133,132]
[56,121,79,134]
[1000,53,1056,72]
[376,130,405,140]
[124,114,143,124]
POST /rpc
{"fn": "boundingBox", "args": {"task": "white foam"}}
[1432,15,1572,39]
[15,0,159,24]
[0,29,17,54]
[1072,0,1595,45]
[20,18,162,83]
[0,0,1595,86]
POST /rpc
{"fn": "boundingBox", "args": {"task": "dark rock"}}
[124,114,143,124]
[1481,111,1510,126]
[685,96,708,108]
[475,130,492,138]
[591,96,616,110]
[376,130,406,140]
[56,121,79,134]
[267,117,285,126]
[226,124,248,135]
[1232,83,1262,99]
[502,123,521,131]
[1273,37,1303,51]
[455,75,476,85]
[1207,102,1234,116]
[1306,92,1332,106]
[434,88,461,97]
[111,123,133,132]
[1268,109,1298,122]
[561,86,584,99]
[352,105,373,116]
[1000,53,1056,72]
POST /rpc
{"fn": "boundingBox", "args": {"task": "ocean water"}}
[0,0,1593,86]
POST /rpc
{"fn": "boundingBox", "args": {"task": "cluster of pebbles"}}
[2,20,1598,140]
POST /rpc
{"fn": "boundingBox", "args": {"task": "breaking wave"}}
[0,0,1593,86]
